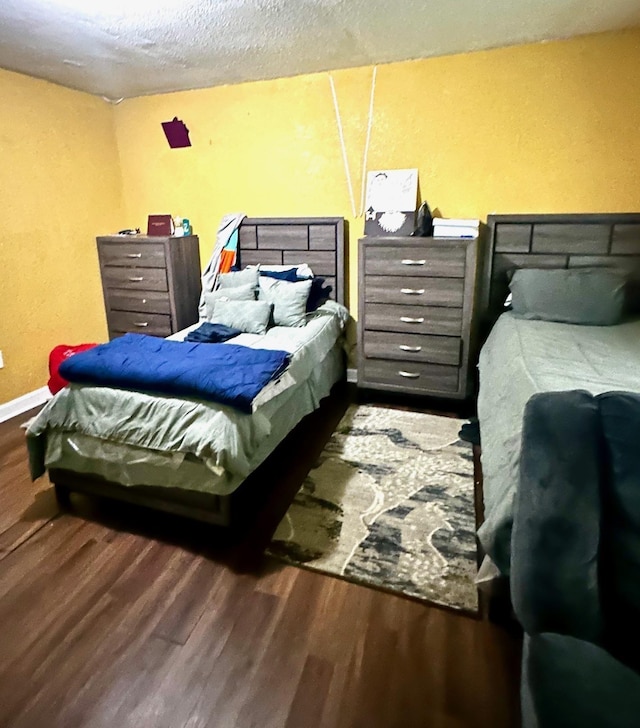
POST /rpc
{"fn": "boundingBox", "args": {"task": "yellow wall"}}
[0,69,123,402]
[114,28,640,319]
[3,28,640,402]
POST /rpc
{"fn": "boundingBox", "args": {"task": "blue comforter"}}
[59,333,291,414]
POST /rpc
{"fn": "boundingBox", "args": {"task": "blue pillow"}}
[306,277,333,312]
[260,268,300,283]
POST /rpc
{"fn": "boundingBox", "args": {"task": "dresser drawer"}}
[109,311,172,337]
[362,359,460,394]
[99,242,166,268]
[364,275,464,307]
[363,331,461,366]
[108,290,171,315]
[102,267,168,292]
[364,245,466,278]
[364,303,463,336]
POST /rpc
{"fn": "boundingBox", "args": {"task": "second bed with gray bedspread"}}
[477,312,640,575]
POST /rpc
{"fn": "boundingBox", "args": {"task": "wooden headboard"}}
[481,212,640,332]
[237,217,346,306]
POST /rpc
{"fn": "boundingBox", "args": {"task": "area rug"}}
[267,405,479,613]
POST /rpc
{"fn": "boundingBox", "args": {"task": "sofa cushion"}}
[598,391,640,673]
[524,633,640,728]
[511,390,603,641]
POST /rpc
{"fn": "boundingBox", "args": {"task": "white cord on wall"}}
[329,74,357,219]
[359,65,377,218]
[329,66,377,219]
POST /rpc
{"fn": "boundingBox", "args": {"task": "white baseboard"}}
[0,386,52,424]
[346,367,358,384]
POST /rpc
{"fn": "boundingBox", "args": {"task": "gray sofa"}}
[510,390,640,728]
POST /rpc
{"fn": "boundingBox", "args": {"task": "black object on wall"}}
[161,117,191,148]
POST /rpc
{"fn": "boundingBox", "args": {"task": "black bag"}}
[411,201,433,237]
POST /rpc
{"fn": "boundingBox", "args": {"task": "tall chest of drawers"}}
[357,236,481,399]
[96,235,201,340]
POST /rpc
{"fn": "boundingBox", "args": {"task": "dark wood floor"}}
[0,391,521,728]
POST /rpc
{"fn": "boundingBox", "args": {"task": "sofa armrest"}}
[511,390,602,640]
[523,633,640,728]
[598,391,640,673]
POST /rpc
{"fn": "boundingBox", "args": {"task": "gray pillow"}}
[509,268,626,325]
[209,299,272,335]
[217,267,259,290]
[210,283,256,301]
[258,278,312,327]
[203,284,256,320]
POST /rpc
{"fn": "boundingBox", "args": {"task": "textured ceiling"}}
[1,0,639,100]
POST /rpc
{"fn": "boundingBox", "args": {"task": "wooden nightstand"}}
[357,234,482,400]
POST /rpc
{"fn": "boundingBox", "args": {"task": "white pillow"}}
[203,284,256,320]
[217,267,259,289]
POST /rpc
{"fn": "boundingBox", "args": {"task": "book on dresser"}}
[357,232,484,400]
[432,218,480,239]
[96,234,202,340]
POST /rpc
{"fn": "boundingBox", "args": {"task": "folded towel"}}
[184,322,242,343]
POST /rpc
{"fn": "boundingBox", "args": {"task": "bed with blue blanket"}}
[26,217,348,527]
[57,333,292,414]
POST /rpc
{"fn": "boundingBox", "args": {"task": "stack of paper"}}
[432,218,480,238]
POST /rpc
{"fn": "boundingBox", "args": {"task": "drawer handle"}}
[398,370,420,379]
[128,276,144,282]
[399,345,422,352]
[400,316,425,324]
[401,259,426,266]
[401,288,425,295]
[133,321,149,327]
[126,253,142,258]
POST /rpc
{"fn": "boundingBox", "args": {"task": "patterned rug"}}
[267,405,479,613]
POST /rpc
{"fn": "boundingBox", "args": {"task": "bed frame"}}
[480,212,640,336]
[51,216,346,527]
[238,217,345,305]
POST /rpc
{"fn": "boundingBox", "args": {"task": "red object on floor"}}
[48,344,98,395]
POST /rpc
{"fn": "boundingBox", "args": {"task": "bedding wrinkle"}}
[514,319,542,391]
